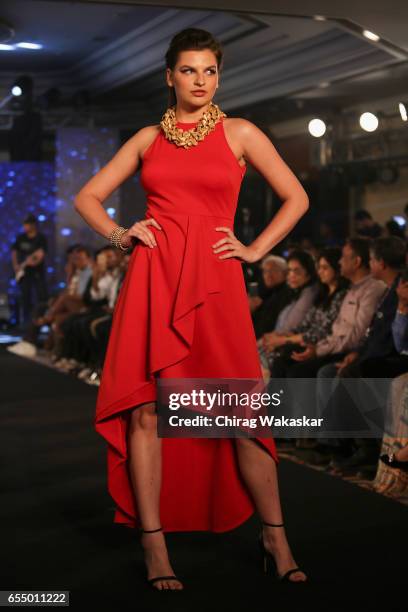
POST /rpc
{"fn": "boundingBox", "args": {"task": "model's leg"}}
[128,402,183,590]
[235,438,307,582]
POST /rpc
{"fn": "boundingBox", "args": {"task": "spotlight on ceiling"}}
[363,30,380,42]
[359,112,379,132]
[399,103,407,122]
[308,118,326,138]
[11,85,22,96]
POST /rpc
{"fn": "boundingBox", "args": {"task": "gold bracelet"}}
[109,226,130,252]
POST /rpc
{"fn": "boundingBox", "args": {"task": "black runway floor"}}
[1,345,407,611]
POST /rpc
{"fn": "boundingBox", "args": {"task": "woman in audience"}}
[269,248,349,377]
[258,249,319,379]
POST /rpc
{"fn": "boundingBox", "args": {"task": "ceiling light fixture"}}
[399,103,407,122]
[308,118,326,137]
[362,30,380,42]
[360,112,379,132]
[16,42,43,50]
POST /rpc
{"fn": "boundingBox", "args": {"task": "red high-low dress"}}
[95,116,279,532]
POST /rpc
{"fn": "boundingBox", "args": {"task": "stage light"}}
[308,118,326,137]
[60,228,72,236]
[360,112,378,132]
[107,207,116,217]
[11,76,33,98]
[16,42,43,50]
[363,30,380,42]
[0,43,14,51]
[399,103,407,122]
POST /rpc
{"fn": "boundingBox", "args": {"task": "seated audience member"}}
[391,274,408,355]
[53,246,121,364]
[258,250,319,377]
[355,272,408,378]
[371,370,408,499]
[250,255,292,339]
[277,238,386,378]
[354,209,383,239]
[376,281,408,481]
[36,245,93,327]
[72,252,131,381]
[8,245,93,356]
[270,247,349,377]
[319,237,405,377]
[308,237,406,470]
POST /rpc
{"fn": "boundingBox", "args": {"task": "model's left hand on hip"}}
[212,227,258,263]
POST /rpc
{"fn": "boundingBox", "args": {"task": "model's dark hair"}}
[165,28,224,107]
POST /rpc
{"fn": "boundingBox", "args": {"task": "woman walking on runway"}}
[74,28,309,590]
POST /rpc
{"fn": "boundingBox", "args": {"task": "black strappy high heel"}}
[258,521,307,584]
[140,526,183,590]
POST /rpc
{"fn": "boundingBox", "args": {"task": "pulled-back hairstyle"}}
[165,28,224,107]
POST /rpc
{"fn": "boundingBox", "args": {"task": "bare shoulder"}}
[223,117,259,139]
[125,124,161,160]
[222,118,267,164]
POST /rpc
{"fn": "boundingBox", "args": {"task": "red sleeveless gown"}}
[95,116,279,532]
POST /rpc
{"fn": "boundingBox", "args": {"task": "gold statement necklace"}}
[160,101,227,149]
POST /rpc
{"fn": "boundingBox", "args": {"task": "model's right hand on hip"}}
[122,218,162,249]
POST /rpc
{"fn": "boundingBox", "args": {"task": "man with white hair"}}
[250,254,292,339]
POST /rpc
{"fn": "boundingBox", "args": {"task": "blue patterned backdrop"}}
[0,128,120,326]
[0,162,56,323]
[55,127,119,281]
